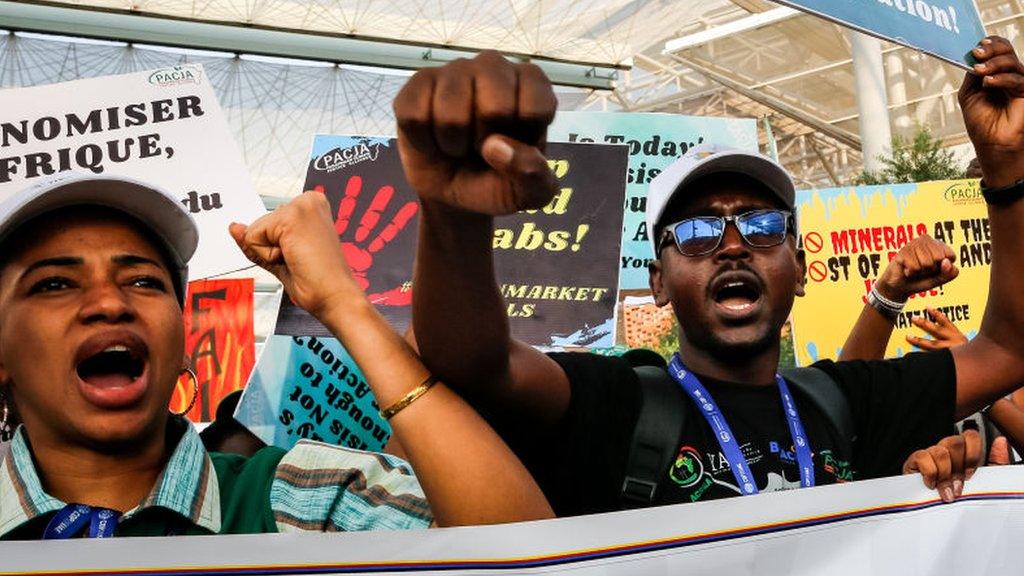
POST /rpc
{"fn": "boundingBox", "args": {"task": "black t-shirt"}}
[518,350,956,517]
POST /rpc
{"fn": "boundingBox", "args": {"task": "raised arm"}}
[839,235,957,361]
[953,37,1024,419]
[395,52,571,429]
[229,192,553,526]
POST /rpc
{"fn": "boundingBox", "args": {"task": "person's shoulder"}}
[277,439,417,480]
[270,440,431,533]
[813,349,954,381]
[547,349,654,378]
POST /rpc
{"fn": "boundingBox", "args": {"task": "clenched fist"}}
[394,51,560,216]
[874,235,958,302]
[229,192,358,320]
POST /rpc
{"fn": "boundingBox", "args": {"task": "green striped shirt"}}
[0,420,432,539]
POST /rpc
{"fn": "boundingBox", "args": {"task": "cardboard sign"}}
[0,64,267,279]
[234,335,389,452]
[274,136,628,349]
[4,467,1023,575]
[791,179,989,366]
[776,0,986,68]
[170,279,256,422]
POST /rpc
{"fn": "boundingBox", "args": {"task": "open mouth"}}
[77,345,145,388]
[711,272,763,314]
[73,332,150,409]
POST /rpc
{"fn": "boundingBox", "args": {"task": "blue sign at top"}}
[776,0,986,68]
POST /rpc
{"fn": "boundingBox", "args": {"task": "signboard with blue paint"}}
[791,179,989,366]
[775,0,986,68]
[548,112,759,291]
[235,335,390,451]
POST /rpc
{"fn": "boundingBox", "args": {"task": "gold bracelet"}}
[379,375,438,420]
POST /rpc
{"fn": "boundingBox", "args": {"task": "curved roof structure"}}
[3,0,1023,189]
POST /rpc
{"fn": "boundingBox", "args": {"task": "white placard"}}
[0,64,266,279]
[2,467,1023,574]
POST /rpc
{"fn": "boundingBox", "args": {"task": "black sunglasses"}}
[659,209,795,257]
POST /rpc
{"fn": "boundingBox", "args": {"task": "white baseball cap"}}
[0,173,198,301]
[646,143,797,256]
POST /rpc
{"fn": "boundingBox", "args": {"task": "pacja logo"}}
[148,65,203,87]
[314,142,382,173]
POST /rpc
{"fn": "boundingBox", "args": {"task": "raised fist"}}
[393,51,559,216]
[875,235,958,302]
[230,191,356,321]
[960,37,1024,188]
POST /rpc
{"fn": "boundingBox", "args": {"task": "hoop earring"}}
[0,390,12,441]
[174,368,199,417]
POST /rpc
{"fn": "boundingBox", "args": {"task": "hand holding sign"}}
[394,51,559,216]
[230,192,360,320]
[960,37,1024,188]
[875,235,958,302]
[326,176,418,305]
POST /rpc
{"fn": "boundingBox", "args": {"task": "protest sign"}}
[775,0,986,68]
[548,112,758,291]
[791,179,988,366]
[255,137,624,449]
[0,64,267,279]
[234,335,389,452]
[547,112,757,353]
[169,279,256,423]
[4,466,1023,575]
[274,136,628,349]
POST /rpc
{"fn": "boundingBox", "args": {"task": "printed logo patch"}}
[669,446,704,487]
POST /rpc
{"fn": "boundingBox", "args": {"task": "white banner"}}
[0,64,266,279]
[3,467,1023,574]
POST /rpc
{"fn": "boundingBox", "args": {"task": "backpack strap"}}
[621,365,687,508]
[779,367,856,450]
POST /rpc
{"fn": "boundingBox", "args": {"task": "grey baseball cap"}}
[646,143,797,256]
[0,173,198,301]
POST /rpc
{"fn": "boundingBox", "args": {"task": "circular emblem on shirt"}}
[669,446,704,487]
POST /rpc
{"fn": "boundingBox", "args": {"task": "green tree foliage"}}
[856,126,966,185]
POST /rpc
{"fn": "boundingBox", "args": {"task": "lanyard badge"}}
[668,354,815,495]
[43,503,121,539]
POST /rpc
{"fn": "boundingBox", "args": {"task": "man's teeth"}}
[103,345,129,353]
[724,302,753,311]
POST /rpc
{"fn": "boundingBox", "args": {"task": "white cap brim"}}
[0,174,198,298]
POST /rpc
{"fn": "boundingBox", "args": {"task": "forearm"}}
[976,195,1024,356]
[988,398,1024,455]
[412,200,512,391]
[956,160,1024,413]
[319,294,553,526]
[840,305,894,361]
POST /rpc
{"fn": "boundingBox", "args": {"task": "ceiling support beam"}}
[0,0,622,89]
[668,54,862,149]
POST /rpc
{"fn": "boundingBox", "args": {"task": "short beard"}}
[678,322,781,366]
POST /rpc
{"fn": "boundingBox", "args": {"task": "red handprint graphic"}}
[315,177,418,306]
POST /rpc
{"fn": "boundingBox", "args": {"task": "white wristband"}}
[867,285,904,320]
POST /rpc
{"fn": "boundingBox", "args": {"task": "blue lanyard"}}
[43,503,121,539]
[668,354,815,495]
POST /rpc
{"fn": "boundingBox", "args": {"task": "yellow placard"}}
[792,179,989,366]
